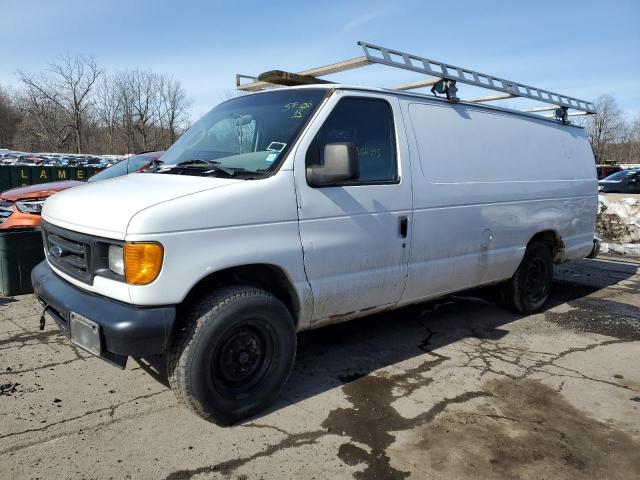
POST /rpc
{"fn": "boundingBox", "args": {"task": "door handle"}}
[399,216,408,238]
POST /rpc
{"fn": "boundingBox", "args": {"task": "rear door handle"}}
[399,216,408,238]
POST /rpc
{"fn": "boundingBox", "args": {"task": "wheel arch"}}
[179,263,302,327]
[528,230,565,263]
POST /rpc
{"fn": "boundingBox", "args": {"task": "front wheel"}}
[167,286,296,425]
[500,242,553,314]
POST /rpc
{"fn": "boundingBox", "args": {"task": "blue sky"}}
[1,0,638,120]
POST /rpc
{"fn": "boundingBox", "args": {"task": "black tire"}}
[167,286,296,425]
[500,242,553,314]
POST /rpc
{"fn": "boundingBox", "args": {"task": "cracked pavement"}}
[1,255,639,479]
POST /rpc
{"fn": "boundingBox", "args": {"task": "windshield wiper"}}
[174,159,238,175]
[175,159,220,167]
[202,165,236,176]
[154,158,260,178]
[147,158,214,172]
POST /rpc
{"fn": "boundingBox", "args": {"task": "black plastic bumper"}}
[31,260,175,367]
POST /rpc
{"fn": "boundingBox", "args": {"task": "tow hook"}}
[39,307,48,331]
[588,238,601,259]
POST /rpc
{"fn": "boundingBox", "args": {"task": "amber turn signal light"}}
[124,242,163,285]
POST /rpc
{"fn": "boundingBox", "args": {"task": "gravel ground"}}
[1,255,639,480]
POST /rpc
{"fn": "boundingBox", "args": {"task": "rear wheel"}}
[501,242,553,314]
[167,286,296,425]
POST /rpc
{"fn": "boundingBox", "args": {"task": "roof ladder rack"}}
[357,41,596,115]
[236,41,597,120]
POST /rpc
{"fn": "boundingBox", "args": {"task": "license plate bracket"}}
[69,312,101,356]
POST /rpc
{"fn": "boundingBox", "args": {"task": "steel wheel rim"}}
[212,320,275,397]
[525,257,550,304]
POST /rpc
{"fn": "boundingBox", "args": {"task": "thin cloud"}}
[341,8,390,33]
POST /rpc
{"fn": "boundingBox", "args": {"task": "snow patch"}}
[597,195,640,246]
[600,242,640,257]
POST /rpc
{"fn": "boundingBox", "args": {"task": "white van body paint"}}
[400,99,596,304]
[41,84,597,331]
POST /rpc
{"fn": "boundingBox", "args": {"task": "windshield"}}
[155,89,327,177]
[603,170,636,181]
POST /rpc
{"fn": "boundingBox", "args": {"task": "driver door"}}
[294,92,412,322]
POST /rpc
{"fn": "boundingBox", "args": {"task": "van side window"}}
[307,98,398,184]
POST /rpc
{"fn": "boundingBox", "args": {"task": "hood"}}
[1,180,84,201]
[42,173,242,238]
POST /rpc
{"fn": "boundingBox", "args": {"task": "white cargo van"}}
[32,43,599,424]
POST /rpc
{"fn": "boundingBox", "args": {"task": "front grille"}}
[41,221,124,285]
[0,201,13,224]
[43,223,92,283]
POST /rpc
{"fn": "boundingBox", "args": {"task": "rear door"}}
[293,91,412,322]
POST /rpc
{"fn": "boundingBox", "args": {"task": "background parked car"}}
[596,164,622,180]
[0,152,28,164]
[41,157,69,166]
[1,153,21,165]
[0,151,163,229]
[598,168,640,193]
[15,155,43,166]
[77,156,108,168]
[63,156,82,166]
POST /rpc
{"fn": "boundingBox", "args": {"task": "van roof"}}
[245,84,586,130]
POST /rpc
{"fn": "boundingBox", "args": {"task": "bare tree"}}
[629,117,640,163]
[0,85,21,148]
[112,71,136,152]
[17,54,102,153]
[105,69,191,152]
[10,55,191,154]
[94,73,119,153]
[14,89,74,151]
[124,69,160,150]
[160,75,190,146]
[584,94,624,164]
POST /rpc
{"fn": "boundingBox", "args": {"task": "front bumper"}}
[0,203,43,230]
[31,260,176,368]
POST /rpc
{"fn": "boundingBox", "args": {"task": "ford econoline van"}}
[32,68,598,424]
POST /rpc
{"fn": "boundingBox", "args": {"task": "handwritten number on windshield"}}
[282,101,313,118]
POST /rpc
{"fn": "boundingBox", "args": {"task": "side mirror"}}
[306,142,359,186]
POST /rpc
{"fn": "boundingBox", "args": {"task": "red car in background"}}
[596,164,622,180]
[16,155,44,166]
[0,151,163,229]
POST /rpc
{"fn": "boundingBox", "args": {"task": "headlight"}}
[108,245,124,275]
[124,242,164,285]
[106,242,163,285]
[598,185,604,191]
[15,199,46,214]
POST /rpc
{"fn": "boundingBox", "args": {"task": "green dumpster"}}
[10,166,31,188]
[0,167,11,192]
[0,228,45,296]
